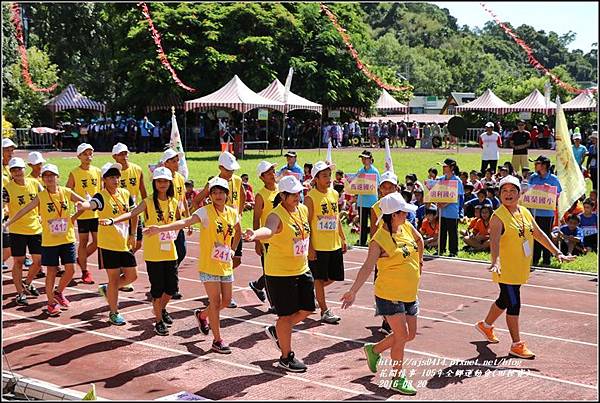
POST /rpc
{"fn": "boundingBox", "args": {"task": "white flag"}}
[326,138,333,165]
[170,108,189,180]
[284,67,294,104]
[384,138,394,173]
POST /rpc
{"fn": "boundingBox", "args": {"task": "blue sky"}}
[430,2,598,53]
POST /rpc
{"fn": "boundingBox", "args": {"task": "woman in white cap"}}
[3,163,87,316]
[145,177,241,353]
[66,143,101,285]
[340,192,423,396]
[248,161,278,312]
[474,175,574,359]
[106,167,183,336]
[306,161,347,324]
[243,175,315,373]
[75,162,138,326]
[2,157,44,305]
[27,151,46,185]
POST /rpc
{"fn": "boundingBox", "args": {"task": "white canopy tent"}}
[455,88,512,115]
[562,92,597,112]
[375,89,409,114]
[510,89,557,115]
[258,79,322,114]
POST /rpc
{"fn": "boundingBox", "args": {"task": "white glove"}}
[489,263,501,274]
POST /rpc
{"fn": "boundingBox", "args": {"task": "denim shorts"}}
[199,271,234,283]
[375,296,419,317]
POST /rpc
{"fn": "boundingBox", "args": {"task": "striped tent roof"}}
[562,92,597,112]
[184,75,284,113]
[258,79,322,114]
[145,94,184,114]
[44,84,106,113]
[375,89,409,113]
[455,88,512,114]
[510,89,557,114]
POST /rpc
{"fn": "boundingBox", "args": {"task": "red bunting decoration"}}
[320,4,413,92]
[480,2,596,95]
[138,2,196,92]
[10,3,58,93]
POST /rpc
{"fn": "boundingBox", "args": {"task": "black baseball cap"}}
[284,151,297,158]
[439,158,457,167]
[516,119,526,124]
[464,183,475,190]
[530,155,551,165]
[359,150,373,159]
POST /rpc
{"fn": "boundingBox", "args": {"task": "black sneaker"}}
[278,351,307,373]
[162,309,173,326]
[172,291,183,300]
[194,309,210,335]
[265,325,280,349]
[36,270,46,279]
[249,281,266,303]
[379,320,392,335]
[211,339,232,354]
[15,293,28,306]
[154,321,169,336]
[56,268,65,277]
[23,281,40,297]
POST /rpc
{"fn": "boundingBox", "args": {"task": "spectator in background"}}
[436,158,464,257]
[138,116,155,153]
[420,206,439,250]
[278,151,303,178]
[481,168,496,187]
[587,131,598,190]
[464,188,493,218]
[333,170,345,198]
[427,167,438,181]
[486,186,500,210]
[464,183,476,204]
[184,180,199,210]
[572,132,588,171]
[152,121,161,151]
[397,120,408,148]
[356,150,380,246]
[479,122,502,173]
[510,119,531,173]
[553,214,585,256]
[579,198,597,253]
[530,125,539,149]
[241,173,255,211]
[469,170,483,191]
[463,205,493,252]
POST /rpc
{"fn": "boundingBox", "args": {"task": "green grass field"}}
[41,147,597,273]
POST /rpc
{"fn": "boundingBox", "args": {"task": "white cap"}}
[278,175,304,194]
[2,138,16,148]
[379,171,398,186]
[152,166,173,181]
[499,175,521,192]
[590,131,598,139]
[376,192,418,225]
[76,143,94,156]
[218,151,240,171]
[27,151,46,165]
[573,133,582,140]
[311,161,335,179]
[208,176,229,191]
[8,157,26,169]
[256,161,277,176]
[101,162,122,177]
[41,163,59,176]
[160,148,178,163]
[484,122,494,128]
[111,142,129,155]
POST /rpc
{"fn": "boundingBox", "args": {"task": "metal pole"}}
[437,208,442,256]
[280,111,286,156]
[318,113,323,156]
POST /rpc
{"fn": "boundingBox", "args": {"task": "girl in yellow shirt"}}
[3,164,86,316]
[475,176,574,359]
[341,192,423,396]
[145,177,241,354]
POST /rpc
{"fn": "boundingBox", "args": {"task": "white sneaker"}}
[321,309,341,324]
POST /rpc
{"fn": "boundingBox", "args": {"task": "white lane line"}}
[2,311,387,399]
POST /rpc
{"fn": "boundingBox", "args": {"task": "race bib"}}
[159,230,177,251]
[212,243,232,263]
[48,218,67,234]
[523,240,532,257]
[114,222,129,239]
[293,237,309,257]
[317,215,337,231]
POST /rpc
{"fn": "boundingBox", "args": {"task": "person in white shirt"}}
[479,122,502,174]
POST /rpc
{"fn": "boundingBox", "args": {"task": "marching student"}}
[341,192,423,395]
[76,162,138,326]
[27,151,46,185]
[106,167,182,335]
[145,177,241,353]
[474,176,574,359]
[3,138,17,272]
[66,143,101,285]
[192,151,245,308]
[2,157,43,305]
[249,161,278,313]
[3,164,86,316]
[243,175,315,373]
[305,161,347,324]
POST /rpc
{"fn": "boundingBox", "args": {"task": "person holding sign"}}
[306,161,347,324]
[146,177,241,353]
[3,164,87,316]
[475,176,574,359]
[357,151,380,246]
[436,158,464,257]
[76,162,138,326]
[243,175,314,373]
[66,143,102,285]
[104,167,183,336]
[340,192,423,395]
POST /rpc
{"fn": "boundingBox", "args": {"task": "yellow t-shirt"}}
[257,185,278,226]
[143,196,179,262]
[195,203,239,276]
[372,223,421,302]
[119,163,143,204]
[4,178,42,235]
[264,204,310,277]
[173,171,187,217]
[306,187,341,251]
[371,200,384,230]
[227,174,243,211]
[492,205,535,285]
[38,186,77,247]
[2,164,11,188]
[70,165,102,220]
[93,188,132,252]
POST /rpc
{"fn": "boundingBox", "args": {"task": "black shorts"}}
[3,232,10,248]
[146,260,178,299]
[266,271,316,317]
[77,218,99,234]
[100,248,137,269]
[10,233,42,257]
[308,248,345,281]
[41,243,76,267]
[136,220,143,241]
[234,239,243,257]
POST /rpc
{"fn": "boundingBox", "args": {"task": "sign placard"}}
[217,110,229,118]
[328,109,341,119]
[519,111,531,120]
[520,184,557,210]
[423,179,459,203]
[344,173,377,195]
[258,109,268,121]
